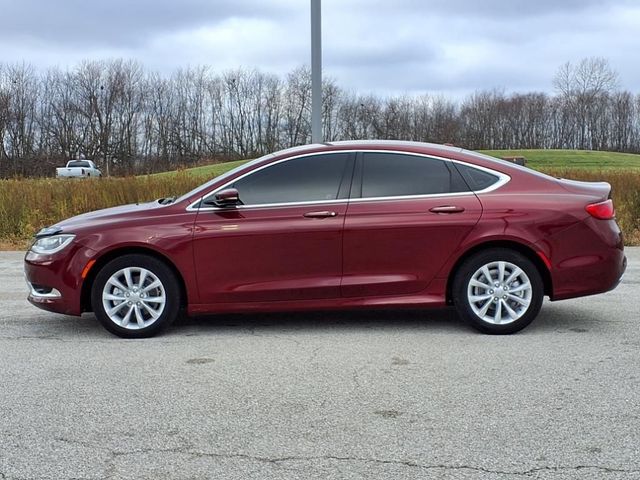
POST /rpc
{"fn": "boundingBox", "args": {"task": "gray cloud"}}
[0,0,639,97]
[343,0,631,18]
[0,0,289,47]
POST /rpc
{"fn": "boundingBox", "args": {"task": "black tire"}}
[91,254,180,338]
[452,248,544,334]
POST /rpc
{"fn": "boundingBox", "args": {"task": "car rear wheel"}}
[452,248,544,334]
[91,254,180,338]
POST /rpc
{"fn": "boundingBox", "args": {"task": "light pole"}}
[310,0,322,143]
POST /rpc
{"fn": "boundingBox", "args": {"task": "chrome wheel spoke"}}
[142,280,162,293]
[143,296,164,304]
[134,305,145,327]
[494,301,503,324]
[141,303,160,319]
[505,267,523,285]
[103,293,126,302]
[509,282,530,294]
[124,268,135,288]
[107,277,128,292]
[107,301,128,317]
[507,294,530,307]
[138,269,148,289]
[478,298,493,317]
[121,305,134,327]
[501,299,518,320]
[481,266,493,284]
[498,261,506,283]
[470,279,491,289]
[470,294,492,303]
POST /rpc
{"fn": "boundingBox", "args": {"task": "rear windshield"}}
[68,161,91,168]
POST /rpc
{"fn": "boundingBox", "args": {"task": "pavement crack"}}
[515,465,640,476]
[97,447,640,476]
[351,368,362,389]
[1,335,64,341]
[125,450,640,477]
[54,436,97,449]
[13,440,640,478]
[308,346,322,364]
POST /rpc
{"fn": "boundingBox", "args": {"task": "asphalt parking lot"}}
[1,249,639,480]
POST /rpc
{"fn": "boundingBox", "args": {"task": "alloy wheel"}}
[467,261,533,325]
[101,267,167,330]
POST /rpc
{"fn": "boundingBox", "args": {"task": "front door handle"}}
[304,211,338,218]
[429,205,465,214]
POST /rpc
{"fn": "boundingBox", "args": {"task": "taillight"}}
[586,199,615,220]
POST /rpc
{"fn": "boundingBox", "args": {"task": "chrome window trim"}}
[186,149,511,212]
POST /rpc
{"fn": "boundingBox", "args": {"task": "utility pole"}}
[311,0,322,143]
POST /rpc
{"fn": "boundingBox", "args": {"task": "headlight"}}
[31,234,76,255]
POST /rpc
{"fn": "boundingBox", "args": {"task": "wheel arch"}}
[445,240,553,304]
[80,246,188,313]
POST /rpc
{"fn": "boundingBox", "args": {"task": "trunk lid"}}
[556,178,611,201]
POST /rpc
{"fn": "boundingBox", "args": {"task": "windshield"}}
[174,154,274,204]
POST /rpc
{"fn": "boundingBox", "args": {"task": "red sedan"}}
[24,141,626,338]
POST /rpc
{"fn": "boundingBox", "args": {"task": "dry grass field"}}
[1,151,639,248]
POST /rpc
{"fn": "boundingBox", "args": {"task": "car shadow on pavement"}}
[19,301,605,340]
[172,307,466,336]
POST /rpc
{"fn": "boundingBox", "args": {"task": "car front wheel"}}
[452,248,544,334]
[91,254,180,338]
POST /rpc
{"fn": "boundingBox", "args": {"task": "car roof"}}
[271,140,463,157]
[268,140,559,185]
[326,139,463,154]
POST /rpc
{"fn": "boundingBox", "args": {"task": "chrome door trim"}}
[186,149,511,212]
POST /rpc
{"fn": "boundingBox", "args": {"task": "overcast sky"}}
[1,0,639,97]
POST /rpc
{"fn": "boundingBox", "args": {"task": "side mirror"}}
[204,188,241,208]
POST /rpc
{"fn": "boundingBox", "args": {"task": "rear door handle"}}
[429,205,465,214]
[304,211,338,218]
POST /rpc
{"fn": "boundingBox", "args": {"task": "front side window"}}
[360,153,469,198]
[230,153,351,205]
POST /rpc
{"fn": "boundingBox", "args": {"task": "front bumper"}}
[24,244,96,316]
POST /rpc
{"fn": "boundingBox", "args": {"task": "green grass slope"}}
[151,159,247,179]
[153,149,640,181]
[480,149,640,170]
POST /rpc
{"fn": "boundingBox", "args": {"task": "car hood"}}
[53,201,164,232]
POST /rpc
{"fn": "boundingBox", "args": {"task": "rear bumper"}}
[538,217,626,301]
[551,250,626,301]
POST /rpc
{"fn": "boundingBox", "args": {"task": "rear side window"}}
[68,161,91,168]
[454,163,500,191]
[360,153,469,198]
[231,153,351,205]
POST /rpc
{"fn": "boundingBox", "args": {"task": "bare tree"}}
[553,57,620,149]
[1,57,640,178]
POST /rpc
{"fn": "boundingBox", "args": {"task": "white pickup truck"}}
[56,160,102,178]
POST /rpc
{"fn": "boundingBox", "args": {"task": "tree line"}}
[0,57,637,177]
